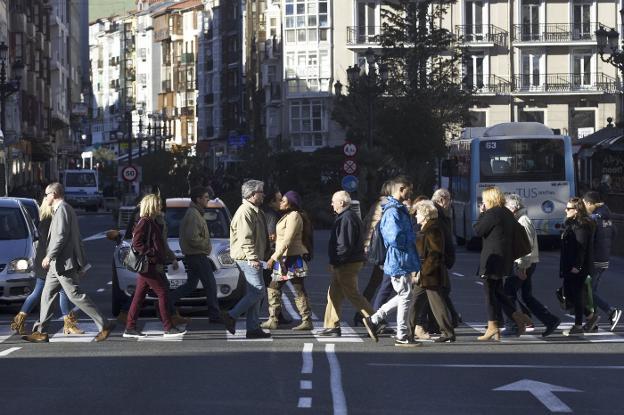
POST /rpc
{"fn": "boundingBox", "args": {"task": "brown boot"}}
[63,315,85,335]
[260,318,278,330]
[512,311,530,336]
[477,321,500,341]
[266,287,283,326]
[293,292,312,324]
[291,320,313,331]
[10,312,28,335]
[171,311,190,327]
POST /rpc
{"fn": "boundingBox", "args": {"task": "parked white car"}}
[109,197,244,315]
[0,198,37,304]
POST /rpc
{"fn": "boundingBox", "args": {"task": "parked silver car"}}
[0,198,37,304]
[108,197,244,315]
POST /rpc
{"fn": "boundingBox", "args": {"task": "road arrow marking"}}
[494,379,581,413]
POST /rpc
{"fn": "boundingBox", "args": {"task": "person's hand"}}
[42,257,50,270]
[516,268,527,280]
[172,259,179,270]
[250,260,261,270]
[266,258,275,269]
[570,267,580,274]
[479,203,486,213]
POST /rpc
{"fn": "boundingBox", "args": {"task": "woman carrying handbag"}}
[123,194,185,338]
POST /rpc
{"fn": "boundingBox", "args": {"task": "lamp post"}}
[596,12,624,132]
[146,121,152,154]
[137,108,143,160]
[0,41,25,196]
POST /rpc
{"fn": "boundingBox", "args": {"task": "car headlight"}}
[117,246,131,265]
[217,249,235,266]
[8,258,33,273]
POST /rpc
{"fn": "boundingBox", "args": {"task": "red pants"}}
[126,270,173,331]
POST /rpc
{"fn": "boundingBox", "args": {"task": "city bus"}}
[441,122,575,248]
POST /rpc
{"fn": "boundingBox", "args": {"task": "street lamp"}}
[0,41,24,196]
[596,11,624,130]
[137,108,144,160]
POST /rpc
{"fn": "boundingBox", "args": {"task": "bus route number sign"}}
[485,141,497,150]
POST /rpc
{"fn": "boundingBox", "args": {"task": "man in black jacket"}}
[318,191,374,337]
[584,191,621,331]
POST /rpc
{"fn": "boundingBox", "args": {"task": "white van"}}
[61,169,103,212]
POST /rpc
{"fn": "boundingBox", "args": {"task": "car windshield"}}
[21,202,39,227]
[479,138,566,182]
[165,207,230,239]
[65,173,96,187]
[0,207,29,240]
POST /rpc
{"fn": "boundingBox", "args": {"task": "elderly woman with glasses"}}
[560,197,595,336]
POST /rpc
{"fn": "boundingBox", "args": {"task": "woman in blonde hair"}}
[10,202,82,335]
[123,194,185,338]
[473,186,531,341]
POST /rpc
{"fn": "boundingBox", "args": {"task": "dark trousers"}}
[127,270,173,331]
[504,264,557,326]
[563,273,586,325]
[410,286,454,336]
[362,265,384,302]
[168,254,220,319]
[373,275,395,311]
[590,268,612,316]
[483,278,517,322]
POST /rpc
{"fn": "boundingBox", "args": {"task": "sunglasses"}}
[565,207,576,211]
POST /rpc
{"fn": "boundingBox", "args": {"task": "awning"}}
[577,125,624,158]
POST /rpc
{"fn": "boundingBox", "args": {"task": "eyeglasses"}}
[565,207,576,211]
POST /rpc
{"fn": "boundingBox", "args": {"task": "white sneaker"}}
[163,327,187,338]
[609,309,622,332]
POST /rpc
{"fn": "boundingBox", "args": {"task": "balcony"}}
[511,73,617,95]
[512,23,604,45]
[162,80,172,92]
[180,53,195,65]
[462,74,512,95]
[346,26,381,46]
[456,24,508,48]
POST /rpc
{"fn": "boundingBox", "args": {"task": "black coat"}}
[473,206,516,279]
[435,203,455,269]
[560,218,594,278]
[328,208,365,266]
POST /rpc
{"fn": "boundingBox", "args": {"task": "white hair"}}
[432,188,450,204]
[241,180,264,199]
[505,193,524,212]
[332,190,351,205]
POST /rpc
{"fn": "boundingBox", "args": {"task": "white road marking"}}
[301,343,313,374]
[281,292,299,321]
[285,282,320,321]
[300,380,312,390]
[452,272,464,277]
[82,231,109,242]
[297,397,312,408]
[137,321,184,342]
[0,326,13,344]
[368,363,624,370]
[0,347,21,357]
[226,321,273,342]
[97,288,105,293]
[325,344,348,415]
[494,379,580,413]
[50,323,100,343]
[314,322,364,343]
[475,281,484,286]
[107,281,113,285]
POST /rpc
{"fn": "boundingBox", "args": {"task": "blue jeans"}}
[591,268,612,316]
[168,255,220,319]
[229,261,265,331]
[21,278,73,316]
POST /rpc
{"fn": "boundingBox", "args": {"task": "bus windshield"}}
[479,139,565,182]
[65,172,96,187]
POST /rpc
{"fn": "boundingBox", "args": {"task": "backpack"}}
[367,206,397,266]
[511,219,531,260]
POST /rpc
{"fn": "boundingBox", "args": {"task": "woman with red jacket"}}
[123,194,185,338]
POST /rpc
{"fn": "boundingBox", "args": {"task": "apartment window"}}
[573,52,592,88]
[356,1,378,43]
[290,99,325,147]
[521,0,540,41]
[463,53,484,89]
[284,0,328,44]
[520,51,542,88]
[465,0,484,41]
[570,109,595,139]
[469,111,487,127]
[519,109,544,123]
[573,1,591,40]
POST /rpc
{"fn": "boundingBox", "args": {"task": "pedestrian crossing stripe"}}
[137,321,184,342]
[50,322,100,343]
[313,322,364,343]
[0,326,13,344]
[227,320,273,342]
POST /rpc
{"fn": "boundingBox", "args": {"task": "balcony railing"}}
[456,24,508,47]
[346,26,381,45]
[162,80,171,92]
[462,74,512,94]
[180,53,195,65]
[511,73,617,93]
[512,23,603,43]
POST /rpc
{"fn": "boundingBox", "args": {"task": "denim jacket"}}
[380,197,421,277]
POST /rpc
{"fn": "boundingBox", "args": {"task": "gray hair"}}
[332,190,351,205]
[46,182,64,198]
[241,179,264,199]
[505,193,524,212]
[432,188,450,204]
[414,200,438,221]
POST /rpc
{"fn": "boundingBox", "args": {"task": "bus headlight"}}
[217,249,235,266]
[8,258,33,273]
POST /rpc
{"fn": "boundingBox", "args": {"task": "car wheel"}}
[111,264,125,317]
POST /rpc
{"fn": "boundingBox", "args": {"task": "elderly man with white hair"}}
[318,191,375,337]
[504,193,560,337]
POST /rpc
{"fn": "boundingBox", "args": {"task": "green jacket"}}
[230,199,270,261]
[179,202,212,256]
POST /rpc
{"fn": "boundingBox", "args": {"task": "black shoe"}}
[362,317,379,342]
[316,327,341,337]
[163,327,187,337]
[353,313,363,327]
[278,313,293,325]
[583,313,601,332]
[123,328,147,338]
[434,334,456,343]
[222,311,236,335]
[379,327,396,336]
[394,337,421,347]
[246,329,271,339]
[542,317,560,338]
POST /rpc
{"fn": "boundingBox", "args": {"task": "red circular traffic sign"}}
[121,165,138,182]
[343,142,357,157]
[343,159,357,175]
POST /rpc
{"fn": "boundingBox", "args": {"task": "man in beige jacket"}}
[223,179,272,339]
[168,186,222,324]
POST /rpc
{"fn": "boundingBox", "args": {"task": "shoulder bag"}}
[124,219,152,273]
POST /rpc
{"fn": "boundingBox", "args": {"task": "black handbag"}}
[123,219,152,273]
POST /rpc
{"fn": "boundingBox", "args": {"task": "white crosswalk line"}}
[281,292,299,321]
[50,323,100,343]
[314,322,364,343]
[0,326,13,344]
[284,282,320,321]
[0,347,21,357]
[137,321,184,342]
[227,320,273,342]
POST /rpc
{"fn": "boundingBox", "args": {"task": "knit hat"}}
[283,190,302,209]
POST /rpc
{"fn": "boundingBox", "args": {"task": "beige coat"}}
[179,202,212,256]
[270,211,308,261]
[363,197,387,249]
[230,199,270,261]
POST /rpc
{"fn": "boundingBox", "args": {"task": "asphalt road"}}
[0,212,623,415]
